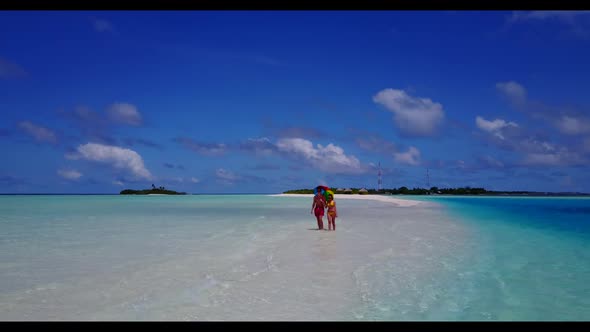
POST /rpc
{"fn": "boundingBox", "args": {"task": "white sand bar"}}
[1,194,470,321]
[269,193,422,207]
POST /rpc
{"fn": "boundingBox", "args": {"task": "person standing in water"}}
[311,191,326,230]
[326,193,338,231]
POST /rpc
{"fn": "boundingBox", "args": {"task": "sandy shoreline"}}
[269,193,422,207]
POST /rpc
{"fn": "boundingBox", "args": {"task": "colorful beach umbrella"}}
[313,185,330,195]
[314,185,333,200]
[325,189,334,200]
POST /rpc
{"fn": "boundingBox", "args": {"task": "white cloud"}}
[496,82,590,138]
[107,103,142,126]
[373,88,445,137]
[276,138,363,173]
[518,137,556,154]
[240,137,276,155]
[216,168,239,183]
[93,19,114,33]
[18,121,58,144]
[175,138,227,156]
[393,146,421,166]
[191,177,200,183]
[555,115,590,135]
[113,180,124,186]
[521,146,586,167]
[496,81,527,106]
[475,116,519,139]
[69,142,152,180]
[57,169,82,180]
[522,153,563,166]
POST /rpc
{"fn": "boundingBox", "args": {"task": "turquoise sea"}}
[0,194,588,320]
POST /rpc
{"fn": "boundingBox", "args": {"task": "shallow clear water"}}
[0,195,588,320]
[382,195,590,320]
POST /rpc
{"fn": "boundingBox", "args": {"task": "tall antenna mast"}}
[378,162,382,191]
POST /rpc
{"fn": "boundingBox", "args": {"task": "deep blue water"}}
[403,196,590,237]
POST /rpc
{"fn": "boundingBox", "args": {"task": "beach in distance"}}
[270,193,422,207]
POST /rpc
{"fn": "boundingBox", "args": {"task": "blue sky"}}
[2,10,590,193]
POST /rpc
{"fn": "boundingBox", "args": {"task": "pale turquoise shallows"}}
[0,195,588,320]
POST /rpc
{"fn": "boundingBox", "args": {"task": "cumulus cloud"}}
[495,81,590,139]
[0,57,27,79]
[276,138,363,173]
[239,137,277,156]
[214,169,268,185]
[215,168,239,183]
[555,115,590,135]
[496,81,527,107]
[521,151,584,167]
[522,153,561,166]
[67,142,152,180]
[191,177,200,183]
[107,103,143,126]
[58,169,82,180]
[175,137,227,156]
[500,136,588,167]
[479,125,577,166]
[18,121,58,144]
[113,180,124,186]
[475,116,519,140]
[56,106,117,144]
[393,146,421,166]
[373,88,445,137]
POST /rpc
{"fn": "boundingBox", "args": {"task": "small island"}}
[120,184,187,195]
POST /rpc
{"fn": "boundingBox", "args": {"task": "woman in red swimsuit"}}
[311,192,326,230]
